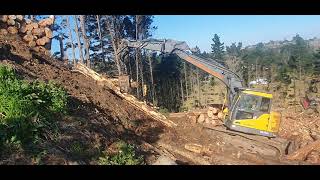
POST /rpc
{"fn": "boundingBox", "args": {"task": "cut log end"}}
[7,26,18,34]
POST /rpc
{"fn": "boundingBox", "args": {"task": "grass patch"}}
[0,64,67,154]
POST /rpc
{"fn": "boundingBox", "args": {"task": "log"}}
[207,110,213,118]
[23,34,34,42]
[26,24,33,31]
[44,49,51,56]
[158,142,211,165]
[38,19,46,27]
[33,46,40,52]
[42,36,50,43]
[205,117,211,124]
[28,41,36,47]
[305,150,320,164]
[31,22,38,29]
[184,143,203,154]
[286,139,320,161]
[36,38,46,46]
[211,115,219,120]
[33,35,38,40]
[44,27,53,38]
[217,112,224,120]
[16,15,23,21]
[7,19,15,26]
[7,26,18,34]
[212,107,219,114]
[14,22,21,29]
[46,17,54,26]
[8,15,16,20]
[197,114,205,123]
[32,28,44,36]
[0,15,8,22]
[187,114,197,124]
[19,25,27,33]
[25,19,32,24]
[26,30,32,35]
[0,29,8,36]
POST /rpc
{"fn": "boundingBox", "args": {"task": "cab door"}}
[231,94,272,131]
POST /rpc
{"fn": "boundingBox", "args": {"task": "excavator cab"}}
[225,89,281,137]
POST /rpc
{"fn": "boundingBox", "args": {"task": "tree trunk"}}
[147,53,155,105]
[106,16,122,76]
[196,68,201,107]
[66,16,76,65]
[255,57,258,80]
[140,52,144,98]
[96,15,105,62]
[180,77,184,104]
[80,15,90,68]
[135,15,141,99]
[58,34,64,60]
[184,62,188,100]
[73,15,84,64]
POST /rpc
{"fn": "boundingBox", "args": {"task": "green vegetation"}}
[0,64,67,151]
[98,141,144,165]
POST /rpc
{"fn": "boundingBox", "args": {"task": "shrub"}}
[98,141,144,165]
[0,65,67,150]
[159,107,169,117]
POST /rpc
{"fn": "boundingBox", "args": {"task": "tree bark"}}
[96,15,105,62]
[80,15,90,68]
[196,68,201,107]
[105,16,122,76]
[180,77,184,104]
[74,15,84,64]
[147,53,155,105]
[58,34,64,60]
[184,62,188,100]
[66,16,76,65]
[135,15,141,98]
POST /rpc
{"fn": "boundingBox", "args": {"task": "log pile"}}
[0,15,54,55]
[186,106,225,126]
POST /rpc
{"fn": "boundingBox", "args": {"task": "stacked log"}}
[0,15,54,55]
[186,106,225,126]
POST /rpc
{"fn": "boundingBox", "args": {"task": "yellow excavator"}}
[119,38,290,155]
[119,39,280,136]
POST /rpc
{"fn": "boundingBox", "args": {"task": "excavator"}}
[118,38,291,156]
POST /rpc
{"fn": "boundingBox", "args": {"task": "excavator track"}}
[202,124,291,157]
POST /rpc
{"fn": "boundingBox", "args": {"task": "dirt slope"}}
[0,34,170,165]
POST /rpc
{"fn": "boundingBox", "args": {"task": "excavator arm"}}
[118,38,285,139]
[119,38,243,107]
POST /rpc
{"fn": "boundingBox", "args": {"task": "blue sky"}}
[52,15,320,58]
[152,15,320,52]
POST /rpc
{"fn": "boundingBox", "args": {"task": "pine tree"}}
[211,34,225,65]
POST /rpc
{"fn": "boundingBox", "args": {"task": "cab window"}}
[260,97,271,112]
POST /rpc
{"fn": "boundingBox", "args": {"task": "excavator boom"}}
[119,39,243,105]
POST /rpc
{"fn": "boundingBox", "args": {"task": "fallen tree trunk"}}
[286,139,320,161]
[74,63,177,128]
[156,142,211,165]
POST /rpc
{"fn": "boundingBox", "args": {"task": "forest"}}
[28,15,319,113]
